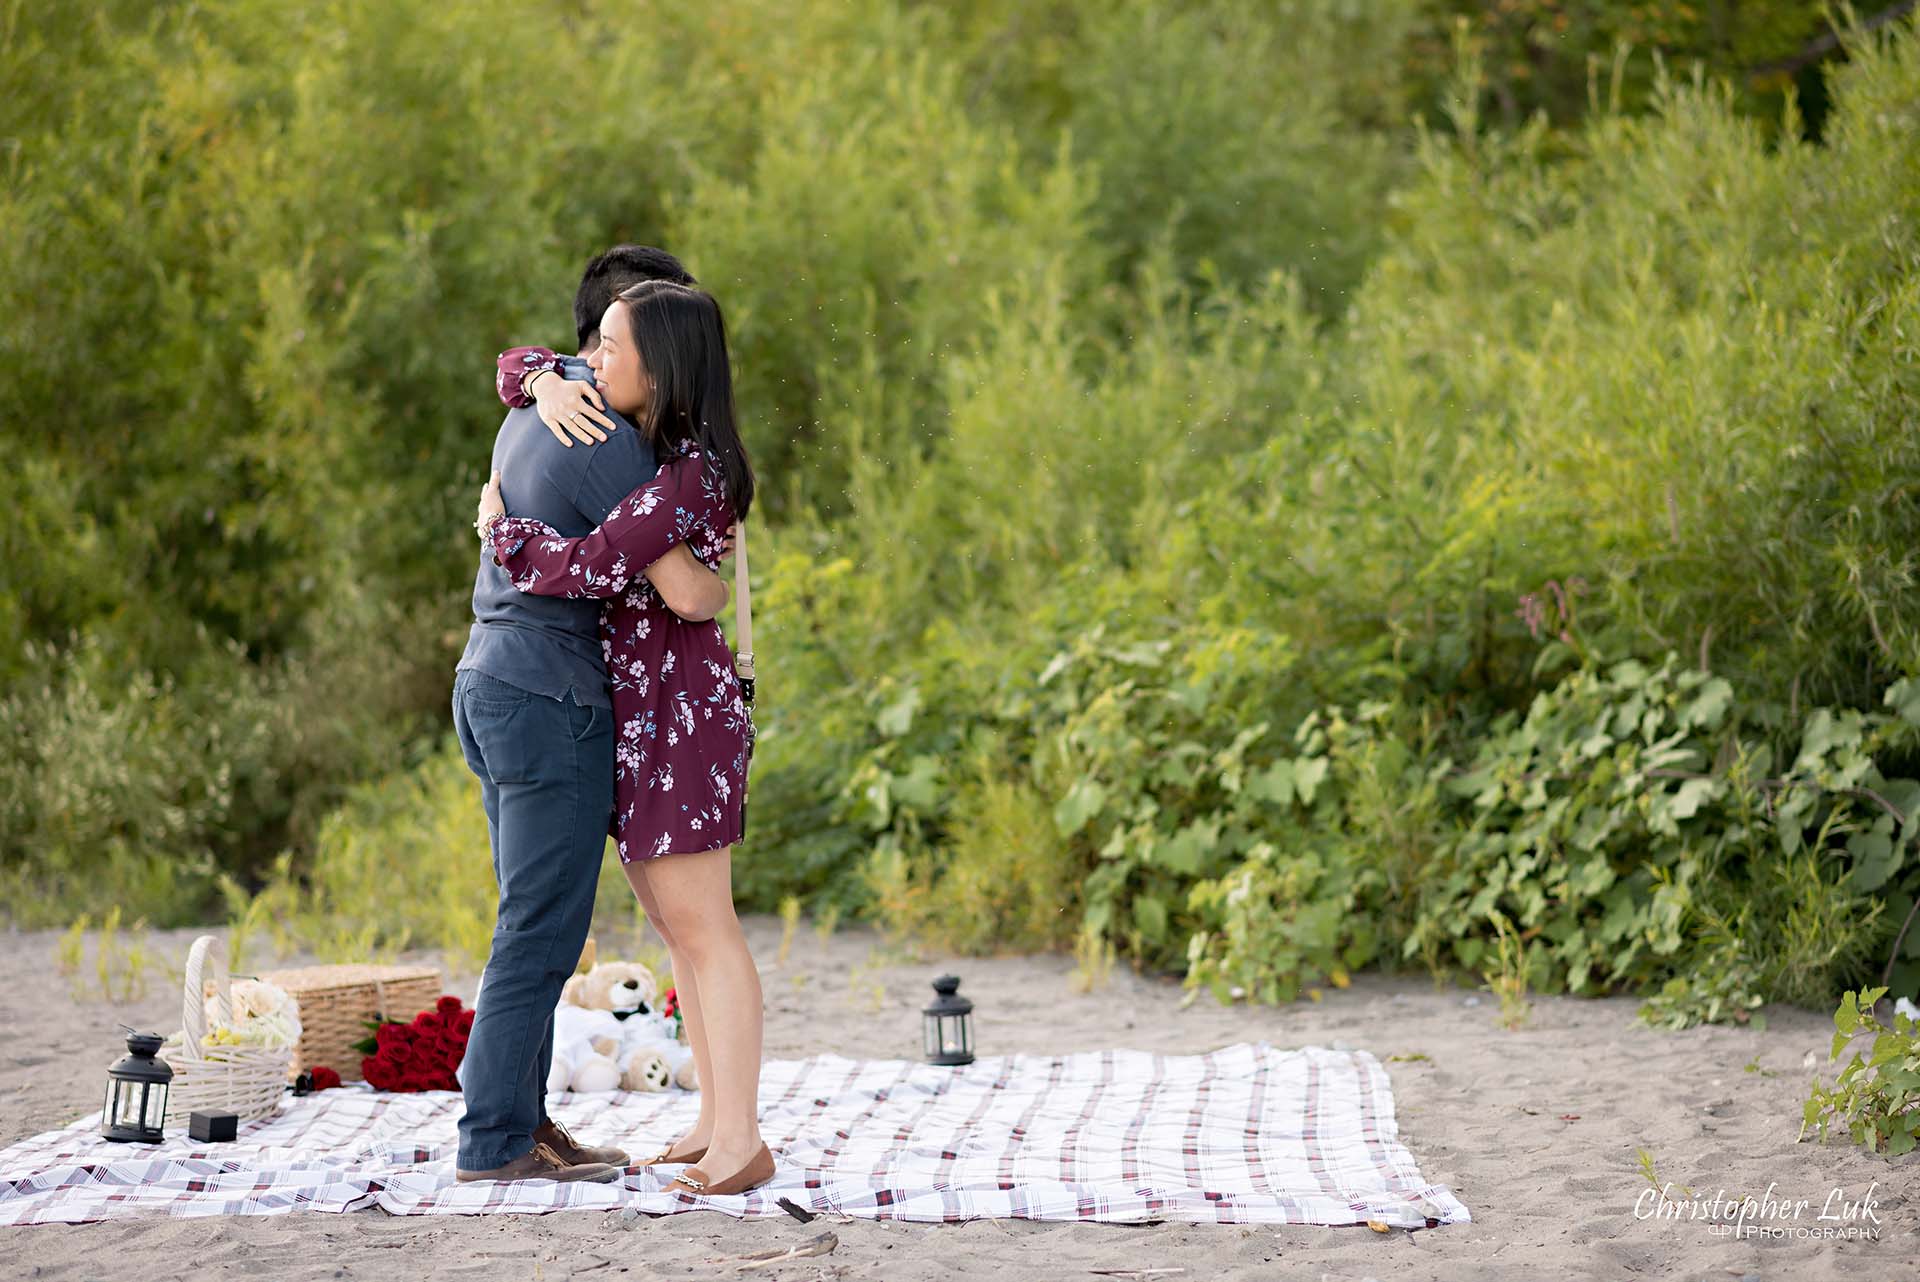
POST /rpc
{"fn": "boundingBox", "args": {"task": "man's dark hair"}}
[573,245,695,350]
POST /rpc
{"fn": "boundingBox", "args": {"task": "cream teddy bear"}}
[545,955,697,1095]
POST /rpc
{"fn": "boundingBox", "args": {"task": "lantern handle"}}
[181,934,232,1050]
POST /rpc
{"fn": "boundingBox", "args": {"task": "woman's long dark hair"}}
[615,279,755,522]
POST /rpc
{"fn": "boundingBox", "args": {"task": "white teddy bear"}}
[544,954,697,1096]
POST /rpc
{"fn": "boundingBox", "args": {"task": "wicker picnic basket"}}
[255,961,443,1082]
[159,934,296,1121]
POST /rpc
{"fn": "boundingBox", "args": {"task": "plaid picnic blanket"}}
[0,1041,1467,1227]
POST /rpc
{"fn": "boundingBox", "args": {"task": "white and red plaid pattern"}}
[0,1042,1468,1227]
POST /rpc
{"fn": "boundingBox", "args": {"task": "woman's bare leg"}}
[624,858,717,1152]
[642,845,765,1176]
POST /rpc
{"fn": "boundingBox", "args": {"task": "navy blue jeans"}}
[450,668,613,1170]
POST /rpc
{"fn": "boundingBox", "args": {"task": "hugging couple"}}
[449,245,771,1198]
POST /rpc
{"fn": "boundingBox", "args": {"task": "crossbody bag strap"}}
[733,518,754,699]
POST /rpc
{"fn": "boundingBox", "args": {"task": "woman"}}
[474,279,771,1198]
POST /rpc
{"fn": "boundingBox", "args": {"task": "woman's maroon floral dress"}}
[485,348,747,860]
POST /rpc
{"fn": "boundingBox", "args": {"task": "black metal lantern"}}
[922,974,974,1066]
[102,1028,173,1143]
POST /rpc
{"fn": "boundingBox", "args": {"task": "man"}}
[451,246,730,1183]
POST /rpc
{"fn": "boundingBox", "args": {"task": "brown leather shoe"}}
[534,1117,631,1167]
[670,1142,774,1196]
[455,1140,621,1184]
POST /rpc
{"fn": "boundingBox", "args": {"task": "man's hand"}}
[529,369,616,447]
[646,543,730,621]
[475,469,505,537]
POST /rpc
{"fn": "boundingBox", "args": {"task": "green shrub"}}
[861,748,1080,956]
[7,0,1920,1037]
[238,736,642,968]
[1802,987,1920,1155]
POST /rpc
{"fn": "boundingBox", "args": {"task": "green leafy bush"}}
[1181,658,1915,1013]
[231,736,642,969]
[1403,657,1902,999]
[6,0,1920,1037]
[1802,987,1920,1156]
[280,17,1920,1005]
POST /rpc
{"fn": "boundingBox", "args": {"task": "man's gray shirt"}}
[457,357,654,708]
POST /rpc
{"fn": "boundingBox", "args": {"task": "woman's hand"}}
[529,369,616,447]
[475,469,505,539]
[717,522,738,561]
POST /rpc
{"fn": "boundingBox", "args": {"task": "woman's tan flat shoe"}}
[636,1137,708,1166]
[670,1142,774,1196]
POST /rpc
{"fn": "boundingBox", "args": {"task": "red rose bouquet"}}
[662,986,684,1041]
[351,995,474,1091]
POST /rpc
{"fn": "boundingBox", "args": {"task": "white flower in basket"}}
[201,978,302,1052]
[228,976,292,1021]
[161,935,302,1121]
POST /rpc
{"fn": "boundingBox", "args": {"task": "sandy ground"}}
[2,916,1914,1282]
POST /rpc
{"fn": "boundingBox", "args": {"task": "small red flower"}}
[309,1065,342,1091]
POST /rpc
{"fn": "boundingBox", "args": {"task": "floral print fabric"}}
[487,448,747,860]
[495,345,564,408]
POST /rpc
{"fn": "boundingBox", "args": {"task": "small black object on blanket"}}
[189,1111,239,1143]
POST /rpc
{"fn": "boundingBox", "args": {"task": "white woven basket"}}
[159,935,295,1122]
